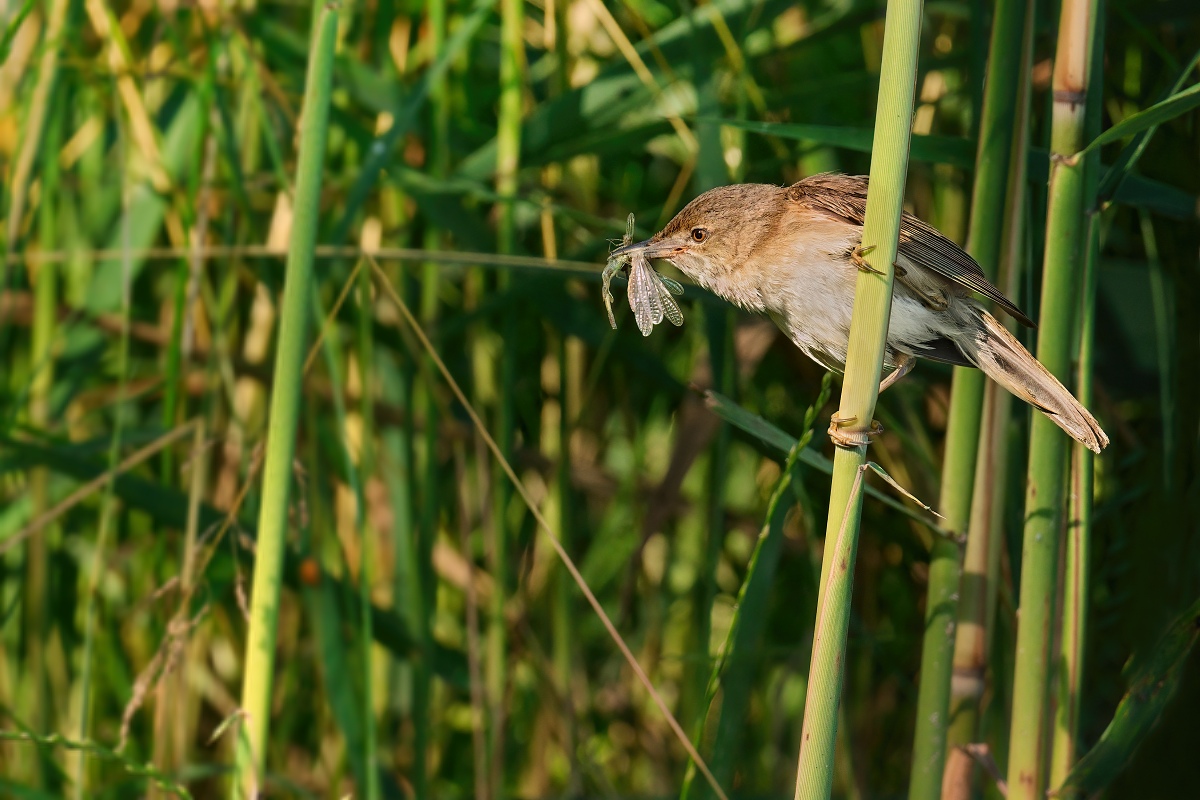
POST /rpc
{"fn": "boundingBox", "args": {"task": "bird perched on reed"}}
[610,173,1108,453]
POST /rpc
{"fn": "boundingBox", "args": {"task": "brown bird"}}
[611,173,1108,453]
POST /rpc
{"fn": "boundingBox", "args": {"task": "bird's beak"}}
[610,235,687,261]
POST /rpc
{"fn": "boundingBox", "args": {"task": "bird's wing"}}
[787,173,1036,328]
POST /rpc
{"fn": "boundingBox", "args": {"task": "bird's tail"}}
[959,310,1109,453]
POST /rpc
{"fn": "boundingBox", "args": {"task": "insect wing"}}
[627,258,653,336]
[659,275,685,296]
[656,277,684,327]
[629,257,662,336]
[640,258,665,328]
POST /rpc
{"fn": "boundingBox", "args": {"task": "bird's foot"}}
[850,244,883,274]
[828,413,884,448]
[878,352,915,394]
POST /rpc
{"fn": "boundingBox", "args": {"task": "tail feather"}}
[960,310,1109,453]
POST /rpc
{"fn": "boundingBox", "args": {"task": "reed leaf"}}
[1051,595,1200,797]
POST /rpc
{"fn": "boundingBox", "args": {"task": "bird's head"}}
[610,184,787,286]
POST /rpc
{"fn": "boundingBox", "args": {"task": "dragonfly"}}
[601,213,685,337]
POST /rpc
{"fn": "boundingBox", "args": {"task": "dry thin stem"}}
[303,259,364,374]
[454,444,490,800]
[2,419,201,555]
[578,0,698,152]
[114,263,378,754]
[368,259,729,800]
[943,744,1008,800]
[2,245,598,274]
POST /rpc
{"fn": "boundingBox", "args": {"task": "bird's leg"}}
[827,413,885,448]
[850,243,883,275]
[878,351,915,394]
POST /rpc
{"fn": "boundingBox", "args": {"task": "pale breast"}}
[754,229,957,372]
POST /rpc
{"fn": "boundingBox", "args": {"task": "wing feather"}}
[788,173,1036,328]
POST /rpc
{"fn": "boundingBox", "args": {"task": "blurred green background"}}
[1,0,1197,797]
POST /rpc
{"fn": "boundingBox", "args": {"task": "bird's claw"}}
[851,244,884,274]
[827,413,884,448]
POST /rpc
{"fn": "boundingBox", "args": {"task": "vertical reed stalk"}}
[793,0,923,795]
[948,0,1036,758]
[24,80,65,790]
[3,0,70,268]
[553,332,580,788]
[355,267,382,800]
[152,420,208,800]
[482,0,525,786]
[1006,0,1098,795]
[689,53,731,736]
[697,316,733,727]
[79,127,135,798]
[487,0,524,791]
[1049,216,1099,795]
[908,0,1031,794]
[232,8,338,798]
[312,278,381,800]
[542,3,577,784]
[1050,8,1104,788]
[401,2,450,791]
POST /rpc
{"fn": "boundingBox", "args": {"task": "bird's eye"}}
[691,227,708,243]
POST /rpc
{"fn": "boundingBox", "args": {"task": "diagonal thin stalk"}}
[231,7,338,798]
[1006,0,1100,796]
[370,260,731,800]
[793,0,924,796]
[907,0,1032,793]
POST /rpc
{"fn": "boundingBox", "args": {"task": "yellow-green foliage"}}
[0,1,1198,798]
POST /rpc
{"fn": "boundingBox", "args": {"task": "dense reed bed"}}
[1,0,1198,798]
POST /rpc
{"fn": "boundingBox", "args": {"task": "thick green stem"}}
[232,8,338,798]
[793,0,923,796]
[1006,0,1098,796]
[909,0,1032,793]
[1050,6,1105,785]
[1049,214,1099,794]
[948,0,1036,756]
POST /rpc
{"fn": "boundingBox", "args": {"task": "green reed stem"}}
[23,78,65,791]
[486,0,524,790]
[1050,7,1105,788]
[684,375,832,800]
[312,276,380,800]
[1006,0,1099,796]
[80,110,135,799]
[3,0,70,270]
[948,0,1036,759]
[793,0,923,796]
[907,0,1030,793]
[232,8,338,798]
[1049,213,1099,797]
